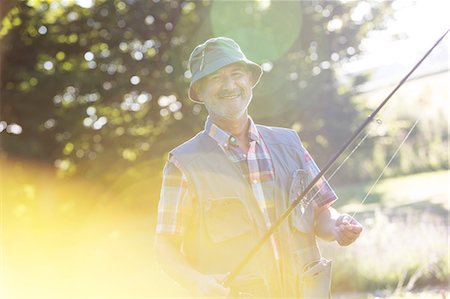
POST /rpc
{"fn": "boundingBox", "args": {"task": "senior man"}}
[154,37,362,298]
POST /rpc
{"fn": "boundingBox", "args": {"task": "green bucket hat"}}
[188,37,263,103]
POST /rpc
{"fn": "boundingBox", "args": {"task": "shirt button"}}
[243,154,247,158]
[230,136,236,142]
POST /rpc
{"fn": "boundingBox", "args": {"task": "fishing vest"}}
[170,125,323,298]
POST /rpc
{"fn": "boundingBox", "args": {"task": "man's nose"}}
[222,75,236,90]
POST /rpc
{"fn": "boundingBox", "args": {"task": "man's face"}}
[195,63,253,121]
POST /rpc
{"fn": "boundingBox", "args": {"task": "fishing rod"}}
[223,28,450,287]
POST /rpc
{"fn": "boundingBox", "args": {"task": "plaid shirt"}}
[156,118,337,237]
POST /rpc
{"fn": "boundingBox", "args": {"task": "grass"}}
[324,170,449,298]
[333,170,449,217]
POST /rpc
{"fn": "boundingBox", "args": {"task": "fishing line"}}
[302,116,420,217]
[300,121,376,209]
[350,117,421,219]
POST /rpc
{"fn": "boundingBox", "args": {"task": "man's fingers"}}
[339,225,357,239]
[336,224,361,245]
[350,224,363,234]
[337,232,353,245]
[343,223,362,234]
[341,216,363,234]
[335,215,363,246]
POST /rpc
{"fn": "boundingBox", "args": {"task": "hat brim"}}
[188,61,263,104]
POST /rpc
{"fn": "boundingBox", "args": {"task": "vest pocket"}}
[297,258,332,299]
[204,197,254,243]
[289,169,315,233]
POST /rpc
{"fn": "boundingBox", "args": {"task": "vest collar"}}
[204,116,261,147]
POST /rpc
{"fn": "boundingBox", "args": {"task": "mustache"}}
[218,91,241,97]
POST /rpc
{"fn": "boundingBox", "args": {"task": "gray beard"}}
[205,104,248,121]
[204,92,253,121]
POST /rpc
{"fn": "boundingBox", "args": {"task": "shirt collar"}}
[204,116,261,148]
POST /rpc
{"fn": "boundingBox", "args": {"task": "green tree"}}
[1,0,209,178]
[1,0,393,183]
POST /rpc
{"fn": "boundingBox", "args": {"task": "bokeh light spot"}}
[312,66,321,76]
[84,51,94,61]
[63,142,74,155]
[29,77,38,86]
[43,61,54,70]
[122,149,137,161]
[56,51,66,61]
[145,15,155,25]
[119,42,128,52]
[67,11,79,22]
[130,75,140,85]
[44,118,56,129]
[103,81,112,90]
[347,47,356,55]
[173,111,183,120]
[327,18,343,32]
[93,116,107,130]
[331,52,340,61]
[184,70,192,79]
[132,51,143,61]
[165,65,173,74]
[0,121,7,132]
[76,0,94,8]
[165,22,173,31]
[38,25,47,35]
[261,62,273,72]
[87,61,97,69]
[160,108,169,117]
[86,106,96,116]
[181,2,196,15]
[320,61,331,69]
[6,123,22,134]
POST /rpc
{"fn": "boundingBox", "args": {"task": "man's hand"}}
[333,214,363,246]
[155,235,231,297]
[193,273,231,298]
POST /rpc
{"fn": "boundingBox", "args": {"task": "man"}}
[154,37,362,298]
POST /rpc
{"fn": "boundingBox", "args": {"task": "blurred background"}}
[0,0,448,298]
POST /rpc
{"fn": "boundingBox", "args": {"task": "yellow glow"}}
[1,157,186,298]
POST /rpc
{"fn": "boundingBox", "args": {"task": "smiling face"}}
[194,63,254,121]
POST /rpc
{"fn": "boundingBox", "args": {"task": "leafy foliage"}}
[1,0,207,177]
[1,0,394,181]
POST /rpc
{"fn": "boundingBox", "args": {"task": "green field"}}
[334,170,449,217]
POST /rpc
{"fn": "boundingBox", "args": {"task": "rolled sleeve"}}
[303,148,338,207]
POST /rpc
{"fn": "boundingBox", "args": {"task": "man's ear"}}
[245,66,255,86]
[192,81,204,102]
[249,71,255,85]
[192,82,200,94]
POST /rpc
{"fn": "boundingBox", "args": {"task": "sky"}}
[344,0,449,79]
